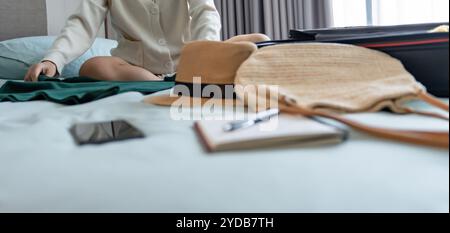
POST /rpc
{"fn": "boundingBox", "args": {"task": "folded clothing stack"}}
[0,77,175,105]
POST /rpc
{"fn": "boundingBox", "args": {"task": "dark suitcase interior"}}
[257,23,449,97]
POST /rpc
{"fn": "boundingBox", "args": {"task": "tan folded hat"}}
[144,40,257,107]
[235,43,449,148]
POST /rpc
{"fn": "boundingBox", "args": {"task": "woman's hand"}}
[24,61,57,82]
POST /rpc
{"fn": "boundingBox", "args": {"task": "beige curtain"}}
[214,0,333,40]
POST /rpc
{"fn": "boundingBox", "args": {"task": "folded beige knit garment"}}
[235,43,449,148]
[236,43,428,114]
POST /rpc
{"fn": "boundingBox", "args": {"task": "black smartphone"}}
[70,120,146,145]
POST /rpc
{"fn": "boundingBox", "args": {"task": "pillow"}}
[0,36,118,80]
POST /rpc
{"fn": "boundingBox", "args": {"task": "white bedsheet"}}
[0,91,448,213]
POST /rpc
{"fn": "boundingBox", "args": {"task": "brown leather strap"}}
[419,92,450,112]
[279,99,449,149]
[397,92,449,120]
[400,107,449,121]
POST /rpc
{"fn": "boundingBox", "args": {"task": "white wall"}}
[373,0,449,26]
[332,0,368,27]
[332,0,450,27]
[46,0,106,37]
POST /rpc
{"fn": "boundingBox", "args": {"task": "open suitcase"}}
[257,22,449,97]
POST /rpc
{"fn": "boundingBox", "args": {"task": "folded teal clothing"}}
[0,76,175,105]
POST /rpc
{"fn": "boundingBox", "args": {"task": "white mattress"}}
[0,90,448,213]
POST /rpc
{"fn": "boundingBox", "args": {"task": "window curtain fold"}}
[214,0,333,40]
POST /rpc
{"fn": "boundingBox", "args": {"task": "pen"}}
[223,108,280,132]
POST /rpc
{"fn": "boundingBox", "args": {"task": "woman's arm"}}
[188,0,222,41]
[26,0,108,81]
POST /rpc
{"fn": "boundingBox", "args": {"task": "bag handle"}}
[279,95,449,149]
[418,92,450,112]
[395,92,449,120]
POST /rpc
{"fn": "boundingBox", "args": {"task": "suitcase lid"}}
[289,22,448,41]
[257,33,449,49]
[260,23,449,49]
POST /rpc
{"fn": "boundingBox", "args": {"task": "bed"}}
[0,0,448,213]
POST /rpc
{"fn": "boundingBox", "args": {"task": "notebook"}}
[194,114,347,152]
